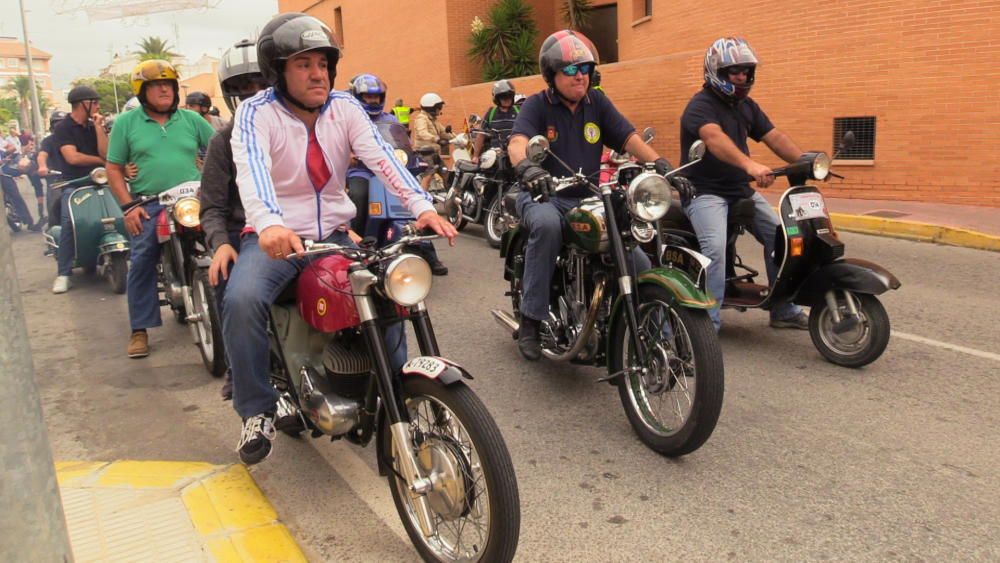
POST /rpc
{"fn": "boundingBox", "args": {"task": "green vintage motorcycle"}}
[492,137,724,457]
[44,167,129,293]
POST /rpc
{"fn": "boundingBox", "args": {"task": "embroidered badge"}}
[546,125,559,142]
[583,122,601,144]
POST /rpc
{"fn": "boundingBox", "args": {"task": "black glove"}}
[515,160,553,201]
[670,175,695,207]
[444,125,453,134]
[653,157,673,177]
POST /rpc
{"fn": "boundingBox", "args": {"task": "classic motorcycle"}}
[661,132,900,368]
[43,168,130,293]
[492,137,725,457]
[126,182,225,377]
[267,227,521,562]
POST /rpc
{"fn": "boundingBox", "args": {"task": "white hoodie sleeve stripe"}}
[233,89,285,233]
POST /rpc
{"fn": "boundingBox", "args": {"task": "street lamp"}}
[111,52,121,113]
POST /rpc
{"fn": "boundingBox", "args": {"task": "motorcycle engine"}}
[323,331,372,399]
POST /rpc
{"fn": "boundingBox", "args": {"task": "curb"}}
[830,213,1000,252]
[56,460,306,562]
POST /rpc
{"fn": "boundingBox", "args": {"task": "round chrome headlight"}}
[173,196,201,227]
[479,148,498,170]
[812,152,831,180]
[384,254,432,306]
[393,148,408,165]
[630,220,656,243]
[89,167,108,185]
[626,172,672,222]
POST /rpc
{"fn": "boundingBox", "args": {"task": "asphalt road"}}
[9,187,1000,561]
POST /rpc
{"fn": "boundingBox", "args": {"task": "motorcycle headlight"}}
[173,196,201,228]
[479,149,498,169]
[393,148,408,165]
[89,167,108,185]
[384,254,432,306]
[626,172,672,222]
[630,220,657,243]
[812,152,831,180]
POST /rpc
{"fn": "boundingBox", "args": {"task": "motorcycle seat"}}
[455,159,479,173]
[728,198,756,227]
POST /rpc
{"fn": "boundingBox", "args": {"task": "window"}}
[334,7,344,47]
[833,116,876,161]
[633,0,652,18]
[580,4,619,63]
[7,58,18,68]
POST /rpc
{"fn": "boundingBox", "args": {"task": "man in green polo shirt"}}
[107,59,215,359]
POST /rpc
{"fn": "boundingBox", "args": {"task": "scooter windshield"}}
[377,122,413,151]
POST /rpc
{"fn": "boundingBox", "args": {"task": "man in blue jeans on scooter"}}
[680,37,810,332]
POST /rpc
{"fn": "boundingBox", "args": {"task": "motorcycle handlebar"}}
[120,195,157,214]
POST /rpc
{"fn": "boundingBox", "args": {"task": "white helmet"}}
[420,92,444,110]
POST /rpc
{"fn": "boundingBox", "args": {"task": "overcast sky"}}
[1,0,278,90]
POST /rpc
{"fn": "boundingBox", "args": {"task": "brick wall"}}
[278,0,1000,206]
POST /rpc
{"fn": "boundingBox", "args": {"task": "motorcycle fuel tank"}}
[564,198,608,253]
[298,254,361,333]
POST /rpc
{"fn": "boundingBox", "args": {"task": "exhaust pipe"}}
[490,309,519,338]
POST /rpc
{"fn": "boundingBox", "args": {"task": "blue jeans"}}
[516,191,650,322]
[2,175,33,226]
[126,202,165,331]
[684,192,801,329]
[56,188,76,276]
[223,231,408,419]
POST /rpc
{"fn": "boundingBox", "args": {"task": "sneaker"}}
[52,275,70,294]
[770,311,809,330]
[430,260,449,276]
[220,369,233,401]
[237,413,276,465]
[127,331,149,358]
[517,316,542,361]
[28,219,43,232]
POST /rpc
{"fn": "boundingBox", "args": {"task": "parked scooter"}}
[43,168,130,293]
[267,227,521,562]
[124,182,225,376]
[662,132,900,367]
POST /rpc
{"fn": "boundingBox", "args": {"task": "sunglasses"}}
[726,66,752,76]
[560,63,595,77]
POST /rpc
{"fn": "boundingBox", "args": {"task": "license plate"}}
[788,192,828,220]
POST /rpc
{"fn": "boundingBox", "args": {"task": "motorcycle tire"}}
[484,195,504,249]
[808,291,890,368]
[107,254,128,294]
[191,268,227,377]
[382,377,520,563]
[611,284,724,457]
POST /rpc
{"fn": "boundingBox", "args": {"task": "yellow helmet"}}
[130,59,179,96]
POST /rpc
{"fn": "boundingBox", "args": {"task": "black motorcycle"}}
[661,132,900,367]
[493,137,725,457]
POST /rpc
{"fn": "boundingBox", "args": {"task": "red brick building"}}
[278,0,999,205]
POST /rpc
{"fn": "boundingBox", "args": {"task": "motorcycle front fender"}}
[636,268,717,309]
[400,356,473,385]
[794,258,901,307]
[98,232,129,255]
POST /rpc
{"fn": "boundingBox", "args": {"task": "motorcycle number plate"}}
[402,356,448,379]
[788,192,828,220]
[158,182,200,205]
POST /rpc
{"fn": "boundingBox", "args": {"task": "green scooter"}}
[44,167,130,293]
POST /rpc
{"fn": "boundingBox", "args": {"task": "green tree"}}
[561,0,593,30]
[468,0,540,82]
[3,75,48,132]
[135,36,179,61]
[72,75,133,113]
[0,97,17,125]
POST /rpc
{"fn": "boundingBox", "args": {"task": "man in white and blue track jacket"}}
[225,13,457,465]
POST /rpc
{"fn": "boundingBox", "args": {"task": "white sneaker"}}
[52,276,70,294]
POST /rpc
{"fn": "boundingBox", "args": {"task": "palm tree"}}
[135,36,179,62]
[4,76,34,131]
[468,0,540,81]
[562,0,593,30]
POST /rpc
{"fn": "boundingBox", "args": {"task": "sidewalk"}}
[758,190,1000,252]
[56,460,305,562]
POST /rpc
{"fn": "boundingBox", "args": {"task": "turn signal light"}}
[790,237,804,257]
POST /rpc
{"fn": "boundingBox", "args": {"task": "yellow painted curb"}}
[830,213,1000,252]
[57,461,307,562]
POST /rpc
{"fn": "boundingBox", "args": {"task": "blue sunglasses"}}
[560,63,595,77]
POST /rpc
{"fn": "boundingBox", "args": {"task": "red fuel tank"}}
[297,254,361,333]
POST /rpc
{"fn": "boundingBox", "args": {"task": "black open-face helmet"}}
[185,91,212,108]
[257,13,341,110]
[67,85,100,105]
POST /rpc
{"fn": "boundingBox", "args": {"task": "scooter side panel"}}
[793,258,901,306]
[67,186,123,268]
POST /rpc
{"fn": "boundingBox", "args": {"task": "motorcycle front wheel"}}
[107,253,128,294]
[610,284,724,457]
[191,268,226,377]
[808,291,890,368]
[382,377,520,563]
[484,195,504,249]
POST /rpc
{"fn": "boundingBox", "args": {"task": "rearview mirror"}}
[688,140,706,162]
[642,127,655,143]
[839,131,856,151]
[526,135,549,164]
[468,114,481,127]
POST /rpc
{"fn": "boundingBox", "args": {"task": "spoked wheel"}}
[484,195,504,249]
[191,268,227,377]
[383,377,520,562]
[611,285,724,457]
[809,291,890,368]
[107,253,128,294]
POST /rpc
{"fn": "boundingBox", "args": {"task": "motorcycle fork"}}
[349,266,438,538]
[169,227,199,325]
[601,188,648,368]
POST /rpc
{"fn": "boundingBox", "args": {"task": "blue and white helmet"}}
[349,73,387,116]
[703,37,759,101]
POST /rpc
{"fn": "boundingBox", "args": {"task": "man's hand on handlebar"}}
[415,210,458,245]
[259,225,305,260]
[515,160,553,201]
[745,161,775,188]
